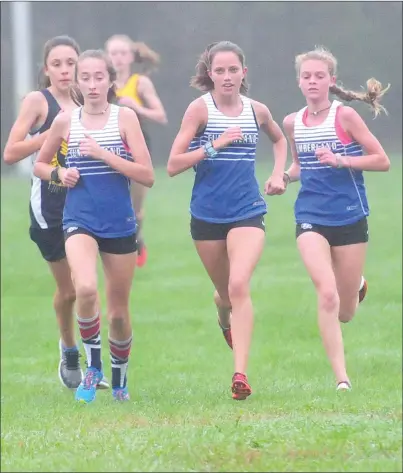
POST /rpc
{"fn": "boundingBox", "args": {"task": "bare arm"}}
[338,106,390,172]
[33,112,70,181]
[100,107,154,187]
[3,92,48,164]
[167,99,207,177]
[124,75,167,124]
[283,113,301,183]
[253,100,288,178]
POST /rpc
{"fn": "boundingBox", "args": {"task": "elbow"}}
[3,147,17,165]
[167,166,175,178]
[274,135,287,147]
[144,169,155,188]
[148,173,155,188]
[33,162,46,179]
[381,154,390,172]
[32,163,40,178]
[375,153,390,172]
[167,159,179,177]
[157,112,168,125]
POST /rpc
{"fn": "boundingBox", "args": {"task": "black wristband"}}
[50,167,61,183]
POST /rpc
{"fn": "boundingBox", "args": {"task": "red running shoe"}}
[231,372,252,400]
[218,318,233,349]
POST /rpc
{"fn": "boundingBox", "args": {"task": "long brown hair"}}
[38,35,80,89]
[105,35,160,75]
[190,41,249,95]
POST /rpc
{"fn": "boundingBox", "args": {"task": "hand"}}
[119,96,139,112]
[79,134,104,160]
[264,174,286,195]
[315,147,340,167]
[213,127,244,149]
[59,167,80,188]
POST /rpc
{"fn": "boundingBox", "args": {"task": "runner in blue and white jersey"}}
[167,41,288,400]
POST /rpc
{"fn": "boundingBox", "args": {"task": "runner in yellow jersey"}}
[106,35,167,267]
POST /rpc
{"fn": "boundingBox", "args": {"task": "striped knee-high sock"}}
[77,313,102,371]
[109,334,133,389]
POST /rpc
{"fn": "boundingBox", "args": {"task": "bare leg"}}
[101,250,136,398]
[48,259,76,348]
[297,232,349,385]
[332,243,367,323]
[226,227,265,376]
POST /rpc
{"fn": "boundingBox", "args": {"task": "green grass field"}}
[1,162,402,472]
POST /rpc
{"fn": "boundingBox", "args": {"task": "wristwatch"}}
[203,141,218,158]
[50,166,61,183]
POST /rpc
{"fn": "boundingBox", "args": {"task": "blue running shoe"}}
[83,359,110,390]
[75,367,103,403]
[112,386,130,401]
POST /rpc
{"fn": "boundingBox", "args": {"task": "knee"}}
[75,283,97,306]
[228,277,250,303]
[317,286,340,313]
[56,288,76,305]
[108,309,130,328]
[108,296,130,321]
[109,309,128,320]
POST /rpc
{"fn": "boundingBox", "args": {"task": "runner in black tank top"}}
[28,88,66,236]
[3,35,109,391]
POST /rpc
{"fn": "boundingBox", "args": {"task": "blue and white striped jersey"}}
[188,93,266,223]
[63,104,136,238]
[294,100,369,226]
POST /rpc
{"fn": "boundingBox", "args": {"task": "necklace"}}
[83,104,110,115]
[309,104,331,116]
